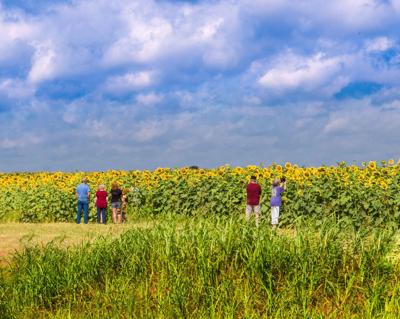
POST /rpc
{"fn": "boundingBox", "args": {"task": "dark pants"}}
[97,207,107,224]
[77,201,89,224]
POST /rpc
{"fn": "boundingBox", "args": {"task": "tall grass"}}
[1,216,400,318]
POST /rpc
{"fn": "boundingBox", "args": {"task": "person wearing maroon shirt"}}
[95,184,108,224]
[246,176,262,226]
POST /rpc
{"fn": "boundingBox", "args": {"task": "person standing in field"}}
[270,177,286,229]
[121,189,129,223]
[95,184,108,224]
[110,183,123,223]
[76,177,90,224]
[246,175,262,226]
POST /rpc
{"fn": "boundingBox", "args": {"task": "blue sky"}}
[0,0,400,171]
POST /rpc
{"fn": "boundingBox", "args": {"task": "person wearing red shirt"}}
[246,176,262,226]
[95,184,108,224]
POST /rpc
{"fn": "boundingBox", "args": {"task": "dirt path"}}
[0,222,152,265]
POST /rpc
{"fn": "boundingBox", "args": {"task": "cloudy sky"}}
[1,0,400,171]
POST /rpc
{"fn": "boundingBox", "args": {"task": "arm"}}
[280,177,287,190]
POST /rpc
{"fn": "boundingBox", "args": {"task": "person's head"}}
[82,177,88,184]
[112,183,119,190]
[273,178,280,187]
[98,184,105,191]
[250,175,257,183]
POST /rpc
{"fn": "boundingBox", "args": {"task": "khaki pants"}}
[246,204,261,226]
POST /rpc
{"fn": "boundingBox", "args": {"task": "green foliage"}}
[1,217,400,318]
[0,164,399,226]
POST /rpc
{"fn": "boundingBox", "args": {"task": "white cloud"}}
[0,135,41,149]
[62,100,85,124]
[196,18,224,41]
[102,0,242,70]
[132,112,193,143]
[258,52,346,93]
[365,37,395,52]
[136,92,163,105]
[202,46,238,69]
[308,0,396,32]
[323,114,351,134]
[323,98,400,135]
[0,78,35,99]
[84,119,113,138]
[133,120,166,143]
[392,0,400,12]
[0,12,36,61]
[0,19,33,42]
[104,14,173,65]
[105,71,156,93]
[28,43,58,83]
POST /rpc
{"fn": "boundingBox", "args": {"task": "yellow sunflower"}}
[368,161,377,170]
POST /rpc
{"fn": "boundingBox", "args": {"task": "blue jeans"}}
[77,201,89,224]
[97,207,107,224]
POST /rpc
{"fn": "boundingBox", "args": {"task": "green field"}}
[1,215,400,318]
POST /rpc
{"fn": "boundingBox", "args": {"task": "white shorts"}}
[271,206,280,225]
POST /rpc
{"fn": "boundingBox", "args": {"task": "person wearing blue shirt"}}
[76,178,90,224]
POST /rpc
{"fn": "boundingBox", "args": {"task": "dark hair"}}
[250,175,257,180]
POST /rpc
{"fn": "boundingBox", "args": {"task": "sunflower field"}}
[1,160,400,225]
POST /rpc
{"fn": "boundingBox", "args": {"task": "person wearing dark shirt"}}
[110,183,123,223]
[246,175,262,226]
